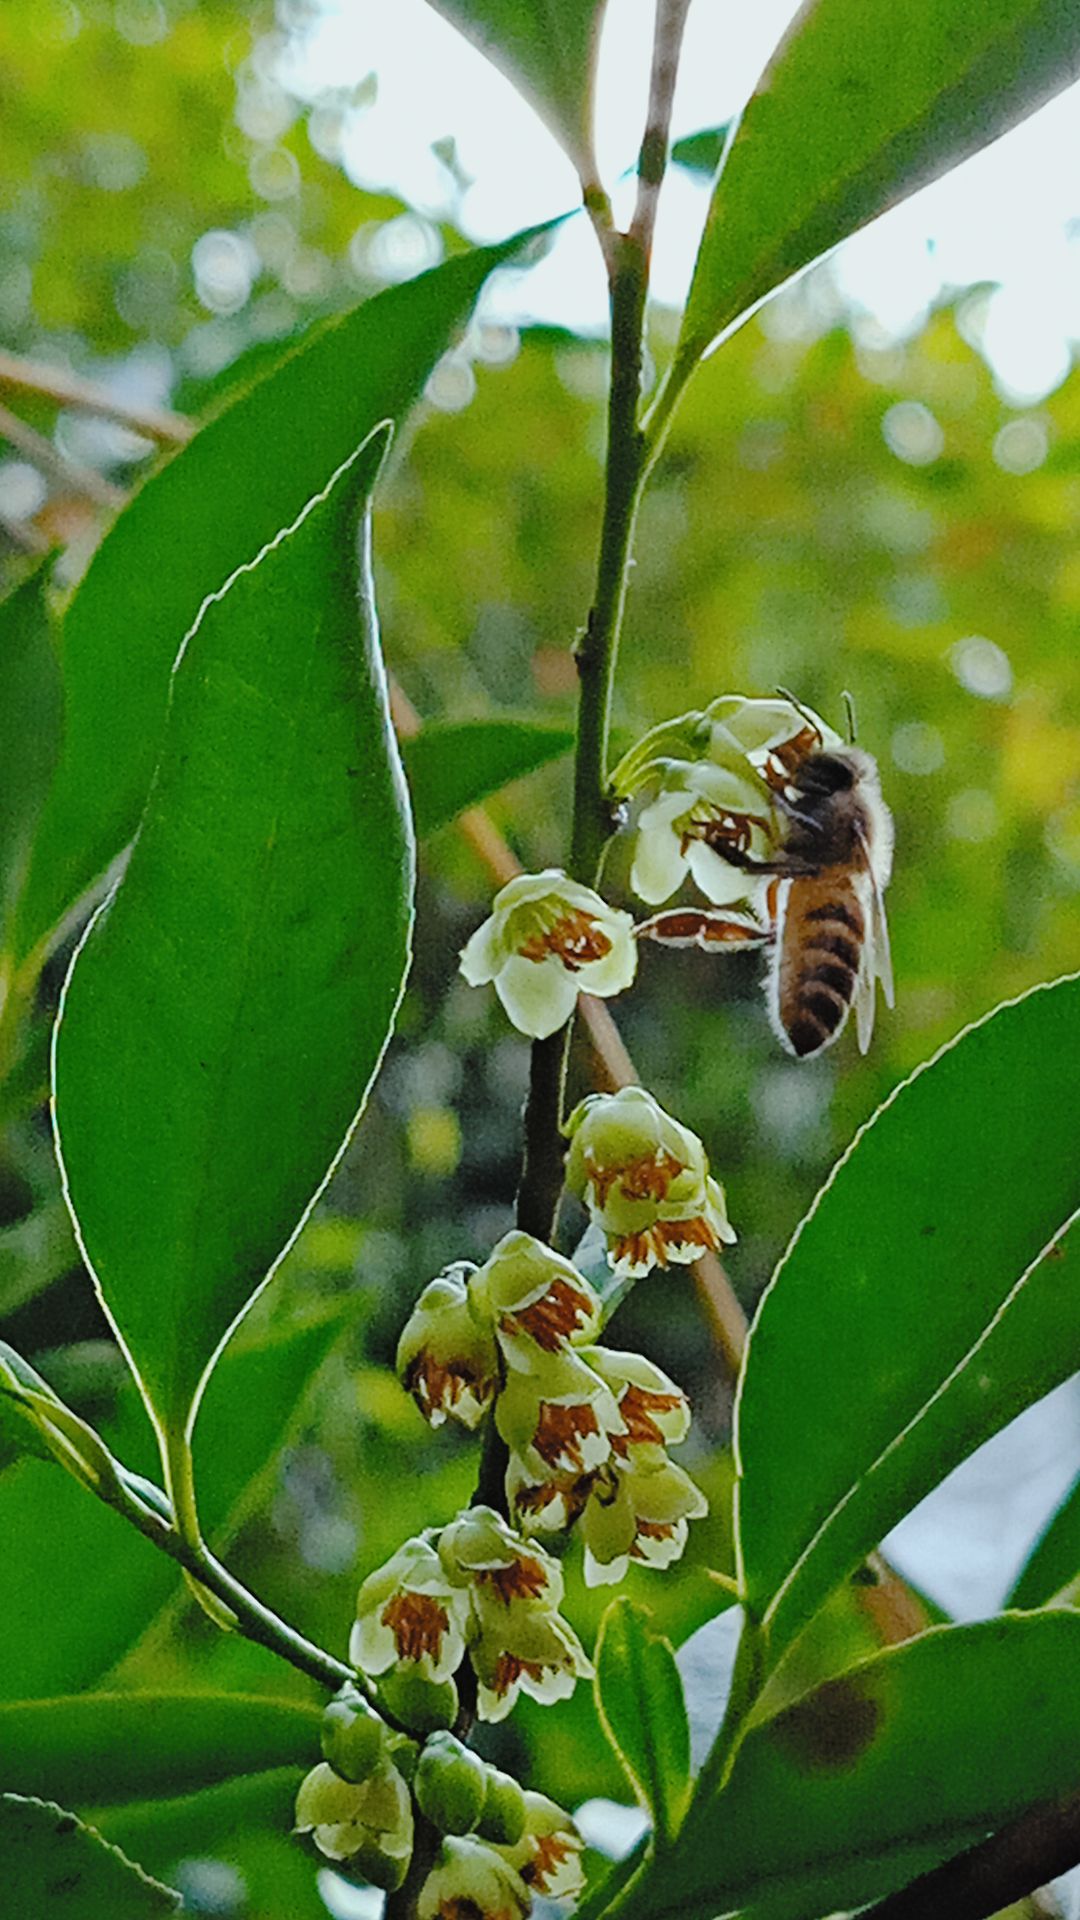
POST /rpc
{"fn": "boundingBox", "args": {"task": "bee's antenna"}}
[776,686,823,740]
[842,689,857,744]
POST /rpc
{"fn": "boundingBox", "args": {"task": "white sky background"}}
[279,0,1080,406]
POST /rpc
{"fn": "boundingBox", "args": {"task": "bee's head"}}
[793,750,857,797]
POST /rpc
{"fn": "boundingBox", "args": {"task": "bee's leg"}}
[636,909,772,951]
[767,787,820,833]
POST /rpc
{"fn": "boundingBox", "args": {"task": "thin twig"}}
[99,1466,356,1695]
[0,400,127,511]
[629,0,692,263]
[861,1791,1080,1920]
[0,348,194,445]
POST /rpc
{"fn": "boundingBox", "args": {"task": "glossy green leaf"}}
[11,235,532,971]
[0,1298,347,1699]
[623,1614,1080,1920]
[402,718,574,838]
[736,976,1080,1667]
[1008,1466,1080,1609]
[0,568,61,955]
[53,431,409,1441]
[595,1599,690,1847]
[675,0,1080,376]
[423,2,607,184]
[2,1794,179,1916]
[1,1692,319,1808]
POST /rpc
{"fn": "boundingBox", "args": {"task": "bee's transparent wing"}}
[854,943,877,1054]
[853,827,894,1055]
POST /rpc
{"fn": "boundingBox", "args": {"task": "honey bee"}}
[638,709,895,1059]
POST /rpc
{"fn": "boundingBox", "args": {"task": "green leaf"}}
[0,1291,348,1699]
[595,1598,691,1847]
[93,1769,312,1909]
[675,0,1080,374]
[624,1613,1080,1920]
[402,719,574,838]
[736,976,1080,1667]
[11,234,534,972]
[1008,1466,1080,1609]
[669,126,730,177]
[2,1794,179,1916]
[53,430,409,1442]
[0,567,61,955]
[423,2,608,185]
[1,1692,319,1808]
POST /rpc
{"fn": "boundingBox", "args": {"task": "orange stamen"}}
[533,1401,602,1472]
[381,1590,450,1663]
[613,1215,720,1271]
[620,1383,684,1446]
[476,1555,548,1604]
[587,1147,686,1209]
[502,1276,593,1350]
[493,1651,548,1693]
[524,1833,575,1892]
[405,1354,493,1418]
[518,909,613,972]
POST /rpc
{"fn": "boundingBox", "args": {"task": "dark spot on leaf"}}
[920,1223,937,1237]
[773,1674,882,1770]
[55,1814,78,1836]
[850,1560,880,1587]
[1045,1242,1067,1262]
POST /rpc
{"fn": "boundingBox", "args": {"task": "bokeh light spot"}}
[950,635,1013,700]
[882,401,944,466]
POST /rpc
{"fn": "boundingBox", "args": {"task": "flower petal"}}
[631,817,690,905]
[495,954,579,1039]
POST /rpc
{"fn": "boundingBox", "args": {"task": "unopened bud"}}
[376,1663,459,1737]
[414,1731,487,1835]
[476,1766,527,1846]
[321,1690,386,1784]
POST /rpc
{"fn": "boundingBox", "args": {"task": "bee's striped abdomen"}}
[772,880,866,1058]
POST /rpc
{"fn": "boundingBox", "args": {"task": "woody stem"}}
[515,0,691,1253]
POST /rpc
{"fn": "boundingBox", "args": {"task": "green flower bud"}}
[385,1728,421,1784]
[320,1690,386,1784]
[376,1662,459,1737]
[476,1766,527,1846]
[414,1731,487,1835]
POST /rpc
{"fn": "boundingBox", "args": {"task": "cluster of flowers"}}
[459,695,836,1040]
[352,1506,592,1724]
[294,703,825,1908]
[397,1120,715,1585]
[297,1669,582,1911]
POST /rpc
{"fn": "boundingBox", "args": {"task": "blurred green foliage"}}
[1,3,1078,1913]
